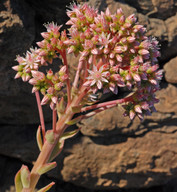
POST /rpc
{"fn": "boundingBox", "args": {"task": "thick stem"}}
[35,91,46,142]
[22,88,88,192]
[23,113,73,192]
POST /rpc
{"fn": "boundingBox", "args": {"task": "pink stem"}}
[72,104,116,121]
[53,109,57,133]
[60,50,71,105]
[81,95,133,113]
[35,91,46,142]
[83,61,89,84]
[73,60,84,89]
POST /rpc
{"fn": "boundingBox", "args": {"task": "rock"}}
[124,0,177,20]
[79,107,140,137]
[61,132,177,189]
[89,0,137,16]
[164,13,177,58]
[155,83,177,114]
[0,0,38,124]
[164,57,177,84]
[146,18,167,41]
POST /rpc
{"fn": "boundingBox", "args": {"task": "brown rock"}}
[165,13,177,44]
[146,18,167,40]
[124,0,177,20]
[61,132,177,189]
[89,0,137,16]
[164,57,177,84]
[156,83,177,114]
[79,107,140,137]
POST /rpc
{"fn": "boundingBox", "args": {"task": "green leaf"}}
[37,182,55,192]
[71,106,82,113]
[36,125,43,151]
[48,129,80,162]
[37,162,57,175]
[60,129,80,141]
[20,165,30,188]
[66,116,82,125]
[15,169,23,192]
[45,130,55,144]
[48,140,64,162]
[56,97,65,116]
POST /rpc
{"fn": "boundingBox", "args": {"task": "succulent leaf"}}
[37,162,57,175]
[45,130,55,144]
[36,125,43,151]
[20,165,31,189]
[37,182,55,192]
[15,169,23,192]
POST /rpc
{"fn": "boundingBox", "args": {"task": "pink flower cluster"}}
[65,3,163,120]
[12,3,163,120]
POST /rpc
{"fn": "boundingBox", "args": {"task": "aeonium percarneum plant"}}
[12,3,163,192]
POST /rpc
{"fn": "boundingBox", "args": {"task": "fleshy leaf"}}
[37,182,55,192]
[37,162,57,175]
[71,105,82,113]
[57,97,65,118]
[20,165,31,188]
[60,129,80,141]
[48,140,64,162]
[36,125,43,151]
[48,129,80,161]
[66,116,82,125]
[15,169,23,192]
[45,130,55,144]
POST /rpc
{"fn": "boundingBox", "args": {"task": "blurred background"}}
[1,0,177,191]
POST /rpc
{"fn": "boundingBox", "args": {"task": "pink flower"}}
[85,65,109,89]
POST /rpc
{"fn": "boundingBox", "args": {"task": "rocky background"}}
[1,0,177,191]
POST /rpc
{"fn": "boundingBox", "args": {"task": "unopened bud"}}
[41,32,50,39]
[31,70,45,81]
[138,49,149,55]
[41,95,50,105]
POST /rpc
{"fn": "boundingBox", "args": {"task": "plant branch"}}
[60,50,71,105]
[35,91,46,142]
[53,109,57,133]
[81,94,133,113]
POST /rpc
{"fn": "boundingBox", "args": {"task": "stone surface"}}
[124,0,177,20]
[61,132,177,189]
[164,56,177,84]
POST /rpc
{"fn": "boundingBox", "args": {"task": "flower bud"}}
[134,105,142,113]
[114,46,123,53]
[127,36,135,43]
[138,49,149,55]
[41,95,50,105]
[37,40,46,48]
[119,15,125,24]
[47,69,53,79]
[14,72,22,79]
[41,32,50,39]
[31,70,45,81]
